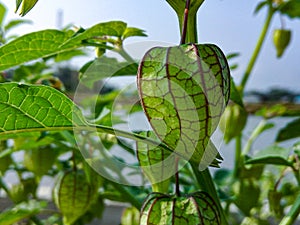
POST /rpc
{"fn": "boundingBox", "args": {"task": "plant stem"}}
[279,192,300,225]
[242,119,267,156]
[233,135,242,178]
[180,0,191,44]
[239,6,274,94]
[191,164,229,225]
[175,157,181,196]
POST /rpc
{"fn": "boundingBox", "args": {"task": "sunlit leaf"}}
[4,19,32,33]
[0,29,73,71]
[0,82,87,140]
[0,200,47,225]
[15,0,39,16]
[0,3,6,27]
[0,21,138,72]
[122,27,147,40]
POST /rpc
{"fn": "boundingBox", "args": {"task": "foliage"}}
[0,1,299,225]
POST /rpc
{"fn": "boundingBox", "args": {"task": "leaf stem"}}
[180,0,191,45]
[175,157,181,196]
[239,6,274,94]
[242,119,267,156]
[279,192,300,225]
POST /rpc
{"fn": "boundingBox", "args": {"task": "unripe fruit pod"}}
[10,183,27,203]
[121,206,140,225]
[273,29,291,58]
[24,146,57,177]
[140,191,221,225]
[53,170,97,225]
[219,103,247,143]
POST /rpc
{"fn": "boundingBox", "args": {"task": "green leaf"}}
[0,200,47,225]
[0,3,6,27]
[254,1,268,15]
[137,131,175,193]
[0,21,135,72]
[138,43,230,168]
[79,56,138,88]
[0,82,87,140]
[279,0,300,19]
[60,21,127,49]
[15,0,39,16]
[4,19,32,33]
[245,145,292,166]
[229,78,244,107]
[55,49,87,62]
[276,117,300,142]
[122,27,147,40]
[0,29,73,71]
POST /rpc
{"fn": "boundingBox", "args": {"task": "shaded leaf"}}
[0,200,47,225]
[226,52,240,60]
[79,56,138,88]
[55,49,87,62]
[229,78,244,107]
[254,1,268,14]
[246,145,292,166]
[276,117,300,142]
[279,0,300,19]
[4,19,32,33]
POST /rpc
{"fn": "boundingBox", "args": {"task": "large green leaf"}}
[0,82,87,139]
[245,145,292,166]
[0,29,73,71]
[0,21,138,72]
[138,43,230,168]
[276,117,300,142]
[60,21,128,49]
[0,200,47,225]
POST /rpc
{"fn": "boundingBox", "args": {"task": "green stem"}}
[242,119,267,156]
[233,135,242,178]
[279,192,300,225]
[240,6,274,94]
[191,164,229,225]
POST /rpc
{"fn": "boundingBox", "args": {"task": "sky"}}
[2,0,300,92]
